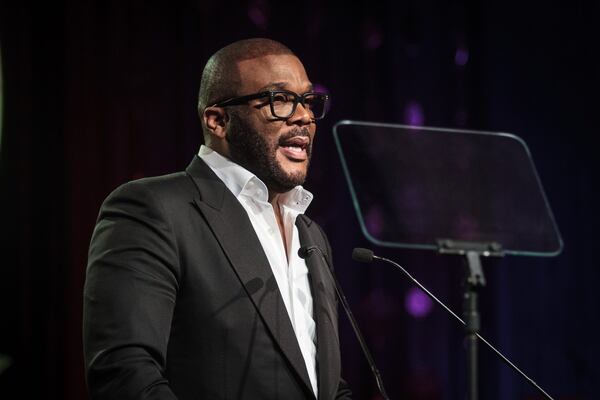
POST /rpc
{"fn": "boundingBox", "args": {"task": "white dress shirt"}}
[198,145,318,396]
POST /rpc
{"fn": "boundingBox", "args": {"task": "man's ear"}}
[202,107,229,139]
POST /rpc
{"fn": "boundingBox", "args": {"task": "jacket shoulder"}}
[104,171,195,209]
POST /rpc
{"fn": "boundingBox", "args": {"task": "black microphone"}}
[352,247,554,400]
[351,247,374,263]
[299,246,390,400]
[298,245,318,260]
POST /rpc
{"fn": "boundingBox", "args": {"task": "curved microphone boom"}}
[299,246,390,400]
[352,248,554,400]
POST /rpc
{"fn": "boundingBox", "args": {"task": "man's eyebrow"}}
[258,82,315,92]
[258,82,288,91]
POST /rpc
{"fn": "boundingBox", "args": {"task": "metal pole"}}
[463,250,484,400]
[464,288,479,400]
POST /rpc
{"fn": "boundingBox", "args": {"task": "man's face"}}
[225,54,316,194]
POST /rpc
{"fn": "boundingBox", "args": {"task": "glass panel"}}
[333,121,563,257]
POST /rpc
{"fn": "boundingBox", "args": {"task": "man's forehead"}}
[236,54,311,91]
[257,81,315,92]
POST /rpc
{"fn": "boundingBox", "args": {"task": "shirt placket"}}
[263,201,297,330]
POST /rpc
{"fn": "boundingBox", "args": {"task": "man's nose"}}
[287,102,312,125]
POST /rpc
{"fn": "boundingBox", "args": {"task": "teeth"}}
[281,138,308,149]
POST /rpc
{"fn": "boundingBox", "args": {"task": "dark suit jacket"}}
[83,156,352,400]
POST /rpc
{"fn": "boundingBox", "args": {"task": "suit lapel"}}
[296,216,341,400]
[185,156,314,396]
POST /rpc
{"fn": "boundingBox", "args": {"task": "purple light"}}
[313,83,329,94]
[405,287,433,318]
[454,213,479,240]
[455,46,469,66]
[404,101,424,126]
[313,83,331,113]
[365,206,384,238]
[247,0,269,30]
[363,22,383,50]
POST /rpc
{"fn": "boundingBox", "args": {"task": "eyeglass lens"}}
[271,92,327,119]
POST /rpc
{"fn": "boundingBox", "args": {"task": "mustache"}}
[277,127,311,146]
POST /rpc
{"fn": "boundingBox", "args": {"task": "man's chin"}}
[266,169,307,193]
[276,154,309,175]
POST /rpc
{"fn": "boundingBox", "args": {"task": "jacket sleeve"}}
[83,181,180,400]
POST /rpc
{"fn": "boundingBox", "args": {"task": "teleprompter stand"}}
[333,121,564,400]
[438,239,503,400]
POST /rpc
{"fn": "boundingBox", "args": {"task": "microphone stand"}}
[353,246,554,400]
[438,240,495,400]
[464,256,482,400]
[300,246,391,400]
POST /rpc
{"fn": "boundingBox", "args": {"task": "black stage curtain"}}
[0,1,598,399]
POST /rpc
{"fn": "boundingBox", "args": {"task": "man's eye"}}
[273,93,292,103]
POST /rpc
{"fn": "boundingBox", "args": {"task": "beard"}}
[226,112,312,193]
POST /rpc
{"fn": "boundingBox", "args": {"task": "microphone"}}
[352,248,554,400]
[351,247,374,263]
[299,246,390,400]
[298,245,318,260]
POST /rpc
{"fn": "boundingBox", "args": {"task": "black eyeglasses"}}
[210,90,330,120]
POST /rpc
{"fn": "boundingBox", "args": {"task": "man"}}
[83,38,352,400]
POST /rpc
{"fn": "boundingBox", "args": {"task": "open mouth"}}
[278,136,310,161]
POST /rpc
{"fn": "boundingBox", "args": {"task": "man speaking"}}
[83,38,352,400]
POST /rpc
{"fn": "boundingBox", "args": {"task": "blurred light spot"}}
[247,0,269,30]
[363,20,383,50]
[454,213,479,240]
[395,185,427,236]
[360,288,396,351]
[455,46,469,66]
[313,83,329,94]
[313,83,331,114]
[405,287,433,318]
[365,206,384,239]
[0,354,12,375]
[363,288,395,318]
[404,101,424,126]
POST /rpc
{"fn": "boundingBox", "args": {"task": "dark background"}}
[0,0,598,399]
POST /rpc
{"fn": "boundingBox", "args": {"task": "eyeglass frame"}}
[209,90,331,120]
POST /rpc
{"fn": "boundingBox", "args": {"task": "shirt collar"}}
[198,145,313,213]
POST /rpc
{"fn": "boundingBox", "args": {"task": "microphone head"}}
[298,246,314,259]
[352,248,374,263]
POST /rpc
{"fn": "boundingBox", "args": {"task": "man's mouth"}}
[278,135,310,161]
